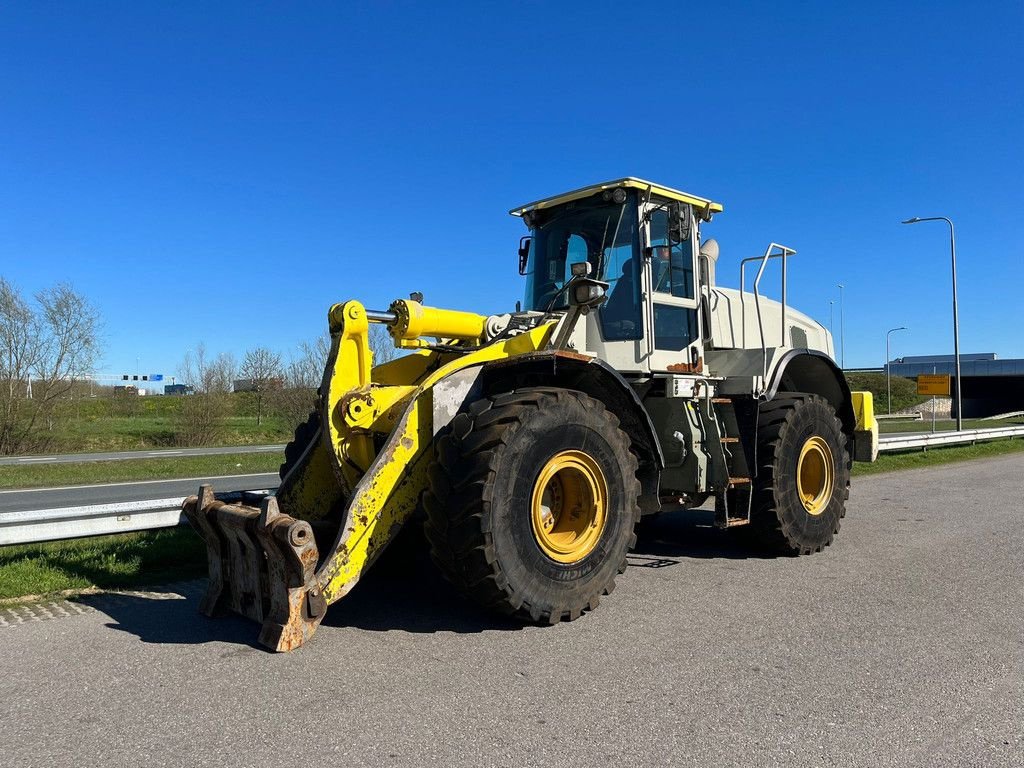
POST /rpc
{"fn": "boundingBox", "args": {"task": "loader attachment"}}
[182,299,555,651]
[183,486,325,651]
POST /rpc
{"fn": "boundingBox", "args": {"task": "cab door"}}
[644,203,703,372]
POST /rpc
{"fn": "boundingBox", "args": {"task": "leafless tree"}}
[369,324,397,366]
[271,327,397,429]
[240,347,282,426]
[179,344,235,395]
[273,336,329,428]
[174,344,236,446]
[0,279,102,454]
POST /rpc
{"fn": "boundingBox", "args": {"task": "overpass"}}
[888,353,1024,418]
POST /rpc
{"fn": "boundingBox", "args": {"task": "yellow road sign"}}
[917,374,951,396]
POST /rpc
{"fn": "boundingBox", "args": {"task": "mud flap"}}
[182,485,327,652]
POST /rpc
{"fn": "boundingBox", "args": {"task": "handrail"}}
[739,243,796,390]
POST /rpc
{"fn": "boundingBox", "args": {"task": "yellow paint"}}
[797,436,834,516]
[388,299,487,341]
[530,450,608,564]
[850,390,880,463]
[316,321,558,603]
[851,390,877,433]
[323,301,376,489]
[510,177,724,217]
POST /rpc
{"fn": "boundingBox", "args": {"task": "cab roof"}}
[509,177,724,218]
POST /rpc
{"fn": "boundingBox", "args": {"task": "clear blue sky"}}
[2,1,1022,377]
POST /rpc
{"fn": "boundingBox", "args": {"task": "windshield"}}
[522,192,641,340]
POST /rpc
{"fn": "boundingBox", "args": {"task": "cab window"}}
[649,209,695,300]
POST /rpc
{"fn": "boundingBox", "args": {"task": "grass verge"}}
[0,452,283,489]
[853,436,1024,476]
[3,439,1023,606]
[0,527,205,601]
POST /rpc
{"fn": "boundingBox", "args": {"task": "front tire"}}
[279,410,320,480]
[423,387,641,623]
[748,394,851,555]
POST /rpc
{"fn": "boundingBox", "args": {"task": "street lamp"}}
[901,216,962,430]
[836,284,846,369]
[886,326,908,414]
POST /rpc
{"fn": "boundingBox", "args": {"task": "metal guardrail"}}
[0,488,274,546]
[3,427,1023,546]
[0,497,188,546]
[878,425,1024,453]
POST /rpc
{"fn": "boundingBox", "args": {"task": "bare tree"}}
[0,279,102,454]
[273,337,329,428]
[174,344,236,446]
[240,347,282,426]
[271,326,396,430]
[369,324,397,365]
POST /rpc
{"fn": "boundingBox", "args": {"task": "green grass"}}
[16,391,297,454]
[0,452,283,489]
[853,436,1024,476]
[0,527,206,601]
[845,372,927,414]
[44,414,293,453]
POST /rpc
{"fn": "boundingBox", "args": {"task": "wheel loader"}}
[183,178,879,651]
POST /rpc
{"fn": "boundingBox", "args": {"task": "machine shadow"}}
[629,506,776,562]
[74,588,264,650]
[78,510,771,646]
[322,525,524,635]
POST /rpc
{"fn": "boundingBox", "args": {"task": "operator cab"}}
[511,178,723,375]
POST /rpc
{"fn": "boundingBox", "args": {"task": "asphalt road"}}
[0,444,284,466]
[0,473,281,514]
[2,456,1022,767]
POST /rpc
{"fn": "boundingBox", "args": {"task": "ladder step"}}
[728,477,751,485]
[711,397,732,404]
[720,437,739,443]
[724,518,750,528]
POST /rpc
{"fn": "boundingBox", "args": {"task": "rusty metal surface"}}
[181,486,226,617]
[666,356,704,374]
[182,484,325,652]
[254,496,324,652]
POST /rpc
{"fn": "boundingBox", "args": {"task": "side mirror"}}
[668,202,692,244]
[571,280,607,309]
[518,236,532,275]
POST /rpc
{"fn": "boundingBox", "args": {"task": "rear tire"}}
[423,387,641,623]
[748,393,850,555]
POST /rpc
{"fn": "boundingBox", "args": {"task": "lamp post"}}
[836,284,846,369]
[886,326,908,414]
[901,216,962,430]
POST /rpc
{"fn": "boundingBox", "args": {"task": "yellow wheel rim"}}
[530,450,608,564]
[797,436,834,516]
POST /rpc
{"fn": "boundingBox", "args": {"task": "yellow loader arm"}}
[183,300,555,651]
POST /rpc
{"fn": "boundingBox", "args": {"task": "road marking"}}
[147,451,184,456]
[18,457,56,463]
[0,473,280,495]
